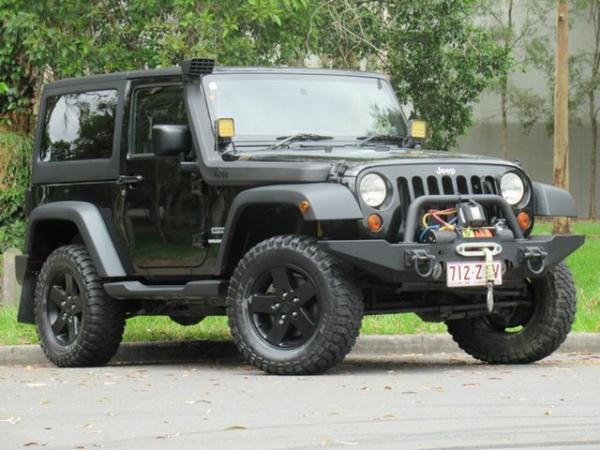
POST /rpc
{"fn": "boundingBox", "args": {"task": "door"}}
[121,83,209,275]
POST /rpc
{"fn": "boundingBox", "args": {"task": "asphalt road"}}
[1,350,600,450]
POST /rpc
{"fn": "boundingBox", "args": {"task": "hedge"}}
[0,130,32,252]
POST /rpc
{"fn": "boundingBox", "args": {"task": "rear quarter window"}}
[40,90,117,162]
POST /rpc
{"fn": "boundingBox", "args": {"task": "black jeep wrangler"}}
[16,58,584,374]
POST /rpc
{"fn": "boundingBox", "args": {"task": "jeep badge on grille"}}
[436,167,456,176]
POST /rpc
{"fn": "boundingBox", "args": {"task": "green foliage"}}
[315,1,511,149]
[0,0,509,150]
[0,131,32,251]
[384,1,510,149]
[0,0,315,130]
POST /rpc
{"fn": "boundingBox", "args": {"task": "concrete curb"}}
[1,333,599,366]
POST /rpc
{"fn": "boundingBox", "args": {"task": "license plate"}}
[446,261,502,287]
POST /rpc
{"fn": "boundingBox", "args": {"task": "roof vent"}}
[180,58,215,77]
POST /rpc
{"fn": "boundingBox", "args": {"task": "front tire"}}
[227,235,363,375]
[34,245,125,367]
[446,262,576,364]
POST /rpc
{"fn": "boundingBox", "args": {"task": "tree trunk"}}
[501,77,509,160]
[589,91,598,218]
[553,0,570,235]
[501,0,513,161]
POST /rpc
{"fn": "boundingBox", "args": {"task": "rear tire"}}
[34,245,125,367]
[446,262,576,364]
[227,235,363,375]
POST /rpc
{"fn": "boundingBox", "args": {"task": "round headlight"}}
[360,173,387,208]
[500,172,525,205]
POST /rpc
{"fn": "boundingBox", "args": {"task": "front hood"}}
[237,146,519,176]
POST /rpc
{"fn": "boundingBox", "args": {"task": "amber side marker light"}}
[517,211,531,230]
[299,200,311,214]
[367,214,383,232]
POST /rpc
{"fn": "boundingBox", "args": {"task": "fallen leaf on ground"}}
[156,432,180,439]
[224,425,247,431]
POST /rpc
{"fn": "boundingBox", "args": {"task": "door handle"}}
[117,175,144,185]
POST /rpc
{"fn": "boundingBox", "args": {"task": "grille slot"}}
[442,176,453,194]
[412,177,425,197]
[427,176,439,195]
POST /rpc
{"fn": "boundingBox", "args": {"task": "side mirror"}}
[152,124,191,157]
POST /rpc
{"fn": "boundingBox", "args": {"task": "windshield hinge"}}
[328,162,348,182]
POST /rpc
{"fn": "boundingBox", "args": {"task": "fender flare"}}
[532,182,578,217]
[25,201,127,277]
[214,183,363,274]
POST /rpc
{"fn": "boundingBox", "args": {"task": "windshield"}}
[202,73,407,144]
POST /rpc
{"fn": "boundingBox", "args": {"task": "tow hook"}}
[456,242,503,313]
[407,249,436,278]
[521,247,548,275]
[484,248,495,313]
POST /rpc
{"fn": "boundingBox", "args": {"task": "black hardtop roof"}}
[45,66,387,89]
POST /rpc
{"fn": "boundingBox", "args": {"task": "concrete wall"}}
[458,121,595,217]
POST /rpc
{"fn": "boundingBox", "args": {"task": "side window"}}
[131,85,187,155]
[40,90,117,162]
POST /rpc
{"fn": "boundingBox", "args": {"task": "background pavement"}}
[1,349,600,449]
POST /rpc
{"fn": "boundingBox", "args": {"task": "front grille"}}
[398,174,500,201]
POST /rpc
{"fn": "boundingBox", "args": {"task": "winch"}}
[417,199,514,244]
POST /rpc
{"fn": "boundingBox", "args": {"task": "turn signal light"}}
[367,214,383,232]
[517,211,531,230]
[298,200,310,214]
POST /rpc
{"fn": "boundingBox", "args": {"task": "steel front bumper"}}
[319,234,584,283]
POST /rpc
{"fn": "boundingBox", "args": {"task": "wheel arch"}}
[532,182,578,217]
[215,183,363,275]
[18,201,127,324]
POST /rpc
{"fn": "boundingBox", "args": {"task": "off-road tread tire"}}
[446,262,576,364]
[227,235,363,375]
[34,245,125,367]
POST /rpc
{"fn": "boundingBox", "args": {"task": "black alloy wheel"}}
[45,271,84,345]
[227,235,363,375]
[247,265,320,349]
[34,245,125,367]
[446,262,576,364]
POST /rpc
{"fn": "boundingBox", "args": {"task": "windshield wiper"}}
[268,133,333,151]
[357,134,405,147]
